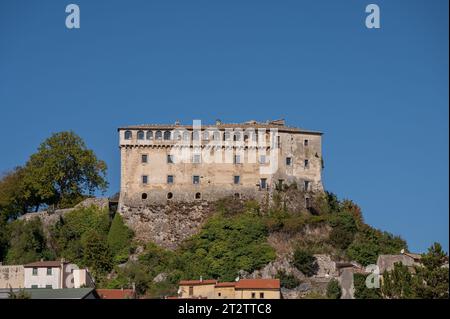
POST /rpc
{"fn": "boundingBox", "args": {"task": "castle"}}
[118,119,323,207]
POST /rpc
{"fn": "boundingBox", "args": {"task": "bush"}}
[353,273,382,299]
[326,278,342,299]
[108,213,134,263]
[276,270,301,289]
[292,248,318,277]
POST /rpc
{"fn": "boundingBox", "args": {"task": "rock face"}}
[119,201,214,249]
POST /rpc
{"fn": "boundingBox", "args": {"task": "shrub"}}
[108,213,134,263]
[276,270,301,289]
[353,273,382,299]
[292,248,318,277]
[326,278,342,299]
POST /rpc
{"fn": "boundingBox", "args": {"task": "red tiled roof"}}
[24,261,66,268]
[215,282,236,288]
[96,289,135,299]
[235,279,280,290]
[179,280,217,286]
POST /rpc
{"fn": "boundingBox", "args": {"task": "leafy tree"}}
[107,213,134,263]
[328,212,358,250]
[292,248,318,277]
[81,230,113,279]
[276,270,300,289]
[381,262,416,299]
[5,218,54,264]
[326,278,342,299]
[353,273,382,299]
[414,243,449,299]
[24,131,108,208]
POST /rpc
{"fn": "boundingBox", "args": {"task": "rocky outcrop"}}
[119,201,214,249]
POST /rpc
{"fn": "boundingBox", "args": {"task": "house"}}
[377,251,422,274]
[24,260,94,289]
[0,264,24,288]
[96,289,136,299]
[177,278,281,299]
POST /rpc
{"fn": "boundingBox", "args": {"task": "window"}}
[218,292,222,297]
[213,131,221,141]
[234,155,241,164]
[137,131,145,140]
[304,139,309,146]
[260,178,267,190]
[192,131,200,141]
[141,154,148,163]
[46,268,52,276]
[32,268,38,276]
[146,131,153,140]
[259,155,266,164]
[124,130,132,140]
[45,285,52,289]
[260,292,265,299]
[304,159,309,169]
[195,192,201,200]
[163,131,171,140]
[31,285,38,289]
[277,135,281,148]
[202,131,209,140]
[173,130,181,140]
[286,157,292,166]
[167,175,174,184]
[193,154,201,164]
[251,292,256,299]
[233,132,241,141]
[167,192,173,200]
[193,175,200,184]
[234,176,240,184]
[167,155,174,164]
[189,286,194,296]
[155,130,162,140]
[141,193,147,199]
[304,181,310,191]
[142,175,148,184]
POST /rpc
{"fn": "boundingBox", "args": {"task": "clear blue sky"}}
[0,0,448,253]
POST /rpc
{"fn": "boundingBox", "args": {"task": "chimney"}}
[132,282,136,293]
[40,258,44,262]
[200,276,203,283]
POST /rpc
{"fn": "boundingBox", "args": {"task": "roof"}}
[0,288,98,299]
[24,261,66,268]
[403,252,422,260]
[215,282,236,288]
[179,280,217,286]
[235,279,280,290]
[96,289,135,299]
[118,120,323,135]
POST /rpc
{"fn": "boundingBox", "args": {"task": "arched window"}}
[233,132,241,141]
[173,130,181,141]
[146,131,153,140]
[202,131,209,140]
[137,131,145,140]
[212,131,220,141]
[155,130,162,140]
[195,192,201,200]
[224,131,231,141]
[183,131,190,141]
[124,130,132,140]
[163,131,171,140]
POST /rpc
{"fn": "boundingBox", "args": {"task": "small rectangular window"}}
[286,157,292,166]
[193,154,201,164]
[260,178,267,190]
[304,159,309,168]
[142,175,148,184]
[45,285,52,289]
[31,285,38,289]
[304,181,310,191]
[234,176,240,184]
[46,268,52,276]
[193,175,200,184]
[260,292,264,299]
[234,155,241,164]
[304,139,309,146]
[141,154,148,163]
[32,268,38,276]
[251,292,256,299]
[189,286,194,296]
[259,155,266,164]
[167,175,174,184]
[167,155,174,164]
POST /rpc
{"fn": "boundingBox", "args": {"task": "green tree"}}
[328,212,358,250]
[276,270,300,289]
[326,278,342,299]
[107,213,134,263]
[24,131,108,208]
[381,262,416,299]
[353,273,382,299]
[81,230,113,279]
[5,218,54,264]
[292,248,318,277]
